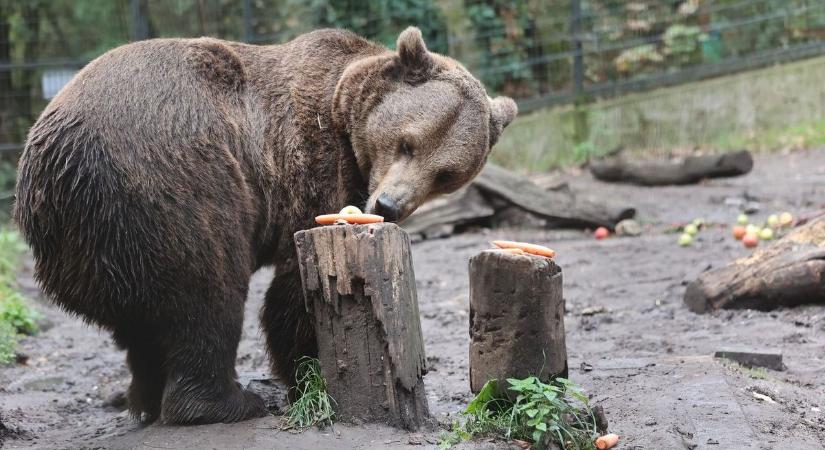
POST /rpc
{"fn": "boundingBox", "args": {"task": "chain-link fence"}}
[2,0,825,154]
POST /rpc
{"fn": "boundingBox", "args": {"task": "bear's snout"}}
[374,193,401,222]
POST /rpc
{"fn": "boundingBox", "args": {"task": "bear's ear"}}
[488,96,518,147]
[396,26,434,82]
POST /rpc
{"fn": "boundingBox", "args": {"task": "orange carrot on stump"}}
[491,240,556,258]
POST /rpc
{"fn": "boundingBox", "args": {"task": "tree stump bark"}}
[589,150,753,186]
[468,250,568,394]
[293,223,430,430]
[684,216,825,312]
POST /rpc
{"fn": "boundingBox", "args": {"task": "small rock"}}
[580,362,594,372]
[581,306,607,316]
[103,391,128,411]
[644,416,657,426]
[752,391,776,404]
[615,219,642,237]
[707,438,720,445]
[15,352,29,365]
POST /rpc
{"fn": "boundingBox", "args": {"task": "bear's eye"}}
[398,141,413,157]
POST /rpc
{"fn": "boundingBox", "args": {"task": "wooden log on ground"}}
[468,250,568,394]
[399,185,494,239]
[294,223,429,430]
[474,164,635,228]
[589,150,754,186]
[401,164,636,238]
[684,216,825,313]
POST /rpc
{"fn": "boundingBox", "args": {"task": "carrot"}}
[315,213,384,225]
[595,433,619,450]
[491,240,556,258]
[491,247,525,255]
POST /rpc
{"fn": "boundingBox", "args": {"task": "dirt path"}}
[2,150,825,449]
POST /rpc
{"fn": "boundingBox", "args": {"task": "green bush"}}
[0,286,39,336]
[0,227,37,365]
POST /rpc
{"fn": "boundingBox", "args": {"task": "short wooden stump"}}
[469,249,568,394]
[294,223,430,430]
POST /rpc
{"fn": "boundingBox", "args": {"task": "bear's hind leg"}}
[113,329,165,423]
[159,293,266,424]
[261,268,318,385]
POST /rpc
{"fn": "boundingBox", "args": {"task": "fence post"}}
[242,0,253,43]
[570,0,590,148]
[570,0,584,100]
[130,0,149,41]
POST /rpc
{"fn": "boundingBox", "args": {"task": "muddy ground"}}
[1,150,824,449]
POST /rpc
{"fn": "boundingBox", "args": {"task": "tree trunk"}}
[684,216,825,313]
[469,250,568,394]
[589,150,754,186]
[293,223,430,430]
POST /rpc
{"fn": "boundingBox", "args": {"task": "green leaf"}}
[465,379,499,415]
[535,422,547,432]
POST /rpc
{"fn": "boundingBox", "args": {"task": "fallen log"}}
[468,250,568,394]
[475,164,636,228]
[589,150,753,186]
[399,186,494,240]
[401,164,636,238]
[684,216,825,313]
[294,223,430,430]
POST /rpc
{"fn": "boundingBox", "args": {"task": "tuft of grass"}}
[439,377,599,450]
[283,357,336,429]
[0,227,38,365]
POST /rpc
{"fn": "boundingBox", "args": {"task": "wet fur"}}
[14,28,514,425]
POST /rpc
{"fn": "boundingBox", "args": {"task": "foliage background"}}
[0,0,823,183]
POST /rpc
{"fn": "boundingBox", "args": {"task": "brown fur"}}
[13,27,515,425]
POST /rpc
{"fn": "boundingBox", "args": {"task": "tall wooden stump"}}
[469,250,568,394]
[294,223,430,430]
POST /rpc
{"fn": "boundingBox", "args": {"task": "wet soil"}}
[1,150,824,449]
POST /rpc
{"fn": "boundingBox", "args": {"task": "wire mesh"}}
[1,0,824,152]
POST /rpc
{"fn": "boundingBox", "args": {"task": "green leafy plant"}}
[0,227,38,364]
[0,320,18,365]
[0,286,39,336]
[440,377,599,449]
[283,357,336,429]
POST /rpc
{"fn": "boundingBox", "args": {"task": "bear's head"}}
[332,27,517,222]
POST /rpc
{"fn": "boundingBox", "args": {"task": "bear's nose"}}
[375,194,401,222]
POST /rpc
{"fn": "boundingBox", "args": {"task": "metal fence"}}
[1,0,825,153]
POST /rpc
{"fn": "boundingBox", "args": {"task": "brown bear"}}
[13,27,516,425]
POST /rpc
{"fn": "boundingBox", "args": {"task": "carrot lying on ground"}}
[491,240,556,258]
[595,433,620,450]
